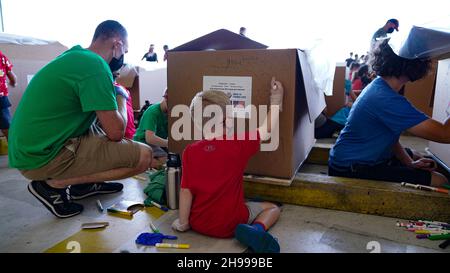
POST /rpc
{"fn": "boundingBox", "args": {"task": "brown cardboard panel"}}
[1,43,68,115]
[172,29,268,52]
[116,64,138,88]
[167,49,324,179]
[429,58,450,168]
[404,60,438,117]
[325,64,346,117]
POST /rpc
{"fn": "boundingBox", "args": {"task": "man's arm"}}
[7,71,17,87]
[145,130,168,147]
[258,77,283,142]
[96,109,126,141]
[116,95,128,128]
[408,117,450,144]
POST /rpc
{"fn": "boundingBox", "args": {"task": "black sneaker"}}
[70,182,124,200]
[27,180,83,218]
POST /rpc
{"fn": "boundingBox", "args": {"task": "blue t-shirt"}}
[329,77,428,168]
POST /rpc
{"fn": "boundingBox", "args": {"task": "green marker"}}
[428,233,450,241]
[150,221,160,233]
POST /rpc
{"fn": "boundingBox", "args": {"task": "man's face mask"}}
[109,42,125,73]
[387,27,395,34]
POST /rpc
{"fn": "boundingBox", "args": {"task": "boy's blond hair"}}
[190,90,231,130]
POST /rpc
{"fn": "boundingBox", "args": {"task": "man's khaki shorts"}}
[21,133,142,181]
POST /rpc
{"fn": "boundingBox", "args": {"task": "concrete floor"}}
[0,154,448,253]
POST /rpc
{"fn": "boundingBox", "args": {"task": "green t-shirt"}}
[8,45,117,170]
[133,103,168,143]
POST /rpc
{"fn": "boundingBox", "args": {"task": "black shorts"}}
[0,96,12,130]
[328,148,432,186]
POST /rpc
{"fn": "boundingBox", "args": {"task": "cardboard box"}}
[167,38,326,180]
[0,34,68,116]
[428,58,450,168]
[324,63,346,117]
[404,60,438,117]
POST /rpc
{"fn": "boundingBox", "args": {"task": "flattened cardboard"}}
[171,29,267,52]
[325,64,346,117]
[404,60,438,117]
[167,49,325,179]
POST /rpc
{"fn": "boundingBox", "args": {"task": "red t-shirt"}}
[0,51,13,97]
[352,78,363,91]
[181,131,260,238]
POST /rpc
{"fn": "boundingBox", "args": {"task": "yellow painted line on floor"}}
[45,207,166,253]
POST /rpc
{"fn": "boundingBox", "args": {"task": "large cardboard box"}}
[428,58,450,168]
[324,63,346,117]
[167,45,326,180]
[0,34,68,115]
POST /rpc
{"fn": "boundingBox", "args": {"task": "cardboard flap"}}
[171,29,268,52]
[297,49,326,122]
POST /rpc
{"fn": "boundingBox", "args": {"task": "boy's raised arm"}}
[258,77,284,142]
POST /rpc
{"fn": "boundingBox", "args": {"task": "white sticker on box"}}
[203,76,252,119]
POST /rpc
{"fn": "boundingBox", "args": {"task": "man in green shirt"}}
[134,89,168,167]
[8,20,152,218]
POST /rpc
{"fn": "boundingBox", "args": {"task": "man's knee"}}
[136,145,153,172]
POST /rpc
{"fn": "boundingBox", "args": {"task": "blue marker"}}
[151,201,169,212]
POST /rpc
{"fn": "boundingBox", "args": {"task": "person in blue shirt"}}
[329,41,450,187]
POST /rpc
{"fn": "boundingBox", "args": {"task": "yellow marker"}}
[133,175,147,181]
[415,229,446,235]
[155,243,190,249]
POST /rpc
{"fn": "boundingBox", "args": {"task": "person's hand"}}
[172,218,190,232]
[270,77,284,112]
[114,85,129,100]
[410,158,437,171]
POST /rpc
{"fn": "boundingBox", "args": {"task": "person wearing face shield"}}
[8,20,153,218]
[329,40,450,188]
[371,19,399,50]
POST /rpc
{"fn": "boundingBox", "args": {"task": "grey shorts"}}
[246,202,265,224]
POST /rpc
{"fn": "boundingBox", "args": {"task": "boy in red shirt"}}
[172,77,284,253]
[0,51,17,140]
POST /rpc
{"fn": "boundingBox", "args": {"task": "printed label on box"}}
[203,76,252,118]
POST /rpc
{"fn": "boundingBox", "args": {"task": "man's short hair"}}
[92,20,127,42]
[190,91,231,129]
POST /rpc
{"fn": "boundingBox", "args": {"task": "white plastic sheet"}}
[303,38,336,96]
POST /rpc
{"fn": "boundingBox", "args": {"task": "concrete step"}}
[307,135,431,166]
[244,172,450,222]
[306,143,332,165]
